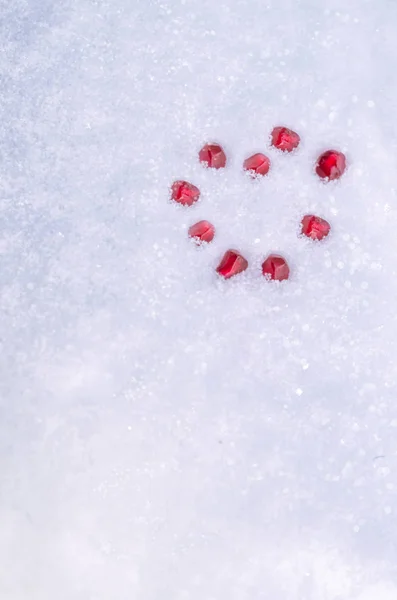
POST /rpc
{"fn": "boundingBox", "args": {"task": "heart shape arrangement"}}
[169,127,347,281]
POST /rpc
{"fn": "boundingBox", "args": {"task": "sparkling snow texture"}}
[1,0,397,598]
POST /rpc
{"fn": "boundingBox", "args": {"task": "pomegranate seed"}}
[188,220,215,244]
[170,180,200,207]
[216,250,248,279]
[199,143,227,169]
[301,215,331,241]
[243,153,271,177]
[271,126,300,152]
[262,254,290,281]
[316,150,346,180]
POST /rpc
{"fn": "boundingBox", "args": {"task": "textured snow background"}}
[1,0,397,598]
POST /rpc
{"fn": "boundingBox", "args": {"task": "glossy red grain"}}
[199,143,227,169]
[271,126,300,152]
[243,153,271,177]
[188,220,215,244]
[170,180,200,207]
[216,250,248,279]
[262,254,290,281]
[316,150,346,180]
[301,215,331,241]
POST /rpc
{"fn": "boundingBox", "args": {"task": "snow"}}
[1,0,397,598]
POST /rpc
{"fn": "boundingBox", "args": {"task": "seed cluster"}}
[170,126,347,281]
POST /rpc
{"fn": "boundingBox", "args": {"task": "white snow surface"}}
[1,0,397,598]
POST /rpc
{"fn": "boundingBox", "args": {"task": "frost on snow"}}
[1,0,397,599]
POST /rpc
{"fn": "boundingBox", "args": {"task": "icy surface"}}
[1,0,397,598]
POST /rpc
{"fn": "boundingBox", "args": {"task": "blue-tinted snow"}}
[1,0,397,598]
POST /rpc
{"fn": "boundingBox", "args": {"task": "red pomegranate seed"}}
[271,126,300,152]
[199,143,227,169]
[170,180,200,206]
[316,150,346,180]
[216,250,248,279]
[188,220,215,244]
[262,254,290,281]
[243,153,271,177]
[301,215,331,241]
